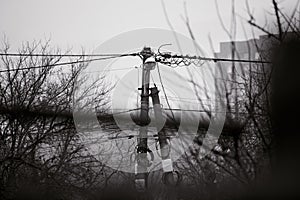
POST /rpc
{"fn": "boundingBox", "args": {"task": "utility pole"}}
[150,86,175,185]
[135,47,176,192]
[135,47,153,191]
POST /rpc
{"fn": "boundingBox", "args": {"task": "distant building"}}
[215,32,297,64]
[213,33,284,118]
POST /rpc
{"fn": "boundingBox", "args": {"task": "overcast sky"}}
[0,0,298,54]
[0,0,298,113]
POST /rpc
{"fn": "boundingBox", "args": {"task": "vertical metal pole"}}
[150,86,175,185]
[135,47,151,191]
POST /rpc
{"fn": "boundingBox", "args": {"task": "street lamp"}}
[144,56,156,70]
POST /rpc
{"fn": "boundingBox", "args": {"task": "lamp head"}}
[144,56,156,70]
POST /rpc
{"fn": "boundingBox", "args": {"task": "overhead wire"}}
[103,107,261,115]
[0,50,271,74]
[0,56,123,73]
[155,52,271,68]
[156,63,177,125]
[73,66,134,73]
[0,52,139,57]
[0,50,271,64]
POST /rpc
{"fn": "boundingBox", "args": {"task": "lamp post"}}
[135,47,176,192]
[135,47,155,191]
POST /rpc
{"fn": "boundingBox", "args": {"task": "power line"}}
[160,97,212,104]
[0,50,271,74]
[156,53,271,66]
[103,107,259,115]
[74,67,134,73]
[1,49,271,64]
[103,108,140,115]
[0,56,119,73]
[156,63,177,124]
[0,52,139,57]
